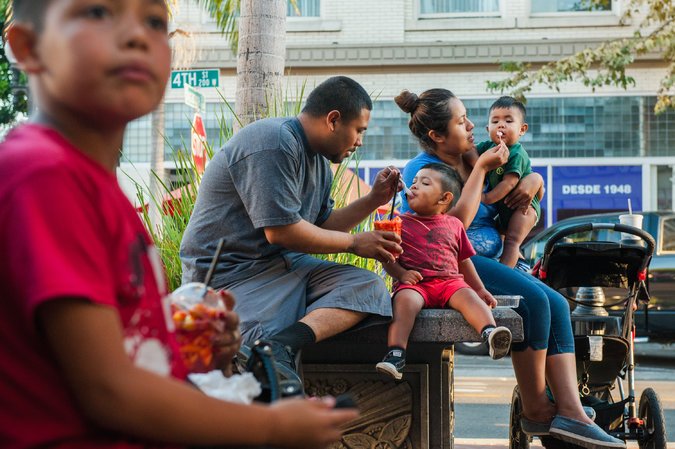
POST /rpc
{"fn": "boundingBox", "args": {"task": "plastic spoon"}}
[399,178,413,197]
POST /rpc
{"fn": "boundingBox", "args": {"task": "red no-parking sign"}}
[191,113,207,174]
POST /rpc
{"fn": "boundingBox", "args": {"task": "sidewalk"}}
[455,438,643,449]
[455,438,542,449]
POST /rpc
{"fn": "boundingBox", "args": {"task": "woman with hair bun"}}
[395,88,625,449]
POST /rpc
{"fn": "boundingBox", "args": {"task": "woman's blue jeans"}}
[471,255,575,355]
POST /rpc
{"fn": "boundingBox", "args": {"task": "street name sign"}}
[170,69,219,89]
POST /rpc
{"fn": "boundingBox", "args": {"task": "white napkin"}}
[189,371,262,404]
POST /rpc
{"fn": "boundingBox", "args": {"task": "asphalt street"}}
[453,342,675,444]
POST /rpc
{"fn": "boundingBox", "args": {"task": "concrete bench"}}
[301,297,524,449]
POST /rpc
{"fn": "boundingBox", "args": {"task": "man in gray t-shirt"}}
[180,76,402,383]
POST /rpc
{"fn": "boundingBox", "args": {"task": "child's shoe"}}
[376,348,406,380]
[485,326,512,360]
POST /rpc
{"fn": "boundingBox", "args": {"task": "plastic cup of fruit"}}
[374,216,402,236]
[169,282,226,373]
[374,216,403,258]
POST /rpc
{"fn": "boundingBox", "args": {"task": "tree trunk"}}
[234,0,286,131]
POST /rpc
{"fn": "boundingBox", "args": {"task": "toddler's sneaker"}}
[485,326,512,360]
[376,348,406,380]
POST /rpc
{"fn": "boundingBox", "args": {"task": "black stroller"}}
[509,221,668,449]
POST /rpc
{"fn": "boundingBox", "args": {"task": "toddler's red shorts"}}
[393,277,472,308]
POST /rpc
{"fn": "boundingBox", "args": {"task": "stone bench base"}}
[302,306,524,449]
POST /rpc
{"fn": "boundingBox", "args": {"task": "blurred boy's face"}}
[407,168,453,216]
[486,107,528,147]
[15,0,171,125]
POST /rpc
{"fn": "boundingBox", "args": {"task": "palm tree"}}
[195,0,288,130]
[234,0,286,129]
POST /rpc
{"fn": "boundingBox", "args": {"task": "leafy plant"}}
[487,0,674,114]
[0,0,28,131]
[126,92,387,291]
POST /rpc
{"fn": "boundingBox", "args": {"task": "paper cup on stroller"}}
[619,214,643,241]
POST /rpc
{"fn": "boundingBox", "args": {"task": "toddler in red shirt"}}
[376,163,512,380]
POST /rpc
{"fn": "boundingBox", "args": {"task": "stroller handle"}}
[540,222,655,276]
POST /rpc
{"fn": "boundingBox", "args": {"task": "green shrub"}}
[125,94,388,291]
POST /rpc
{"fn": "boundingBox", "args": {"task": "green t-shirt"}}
[476,140,540,229]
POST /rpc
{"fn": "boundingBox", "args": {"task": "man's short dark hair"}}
[489,96,527,122]
[11,0,48,32]
[421,162,463,202]
[302,76,372,122]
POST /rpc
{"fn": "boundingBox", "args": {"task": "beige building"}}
[118,0,674,229]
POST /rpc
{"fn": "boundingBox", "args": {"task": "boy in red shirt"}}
[376,163,512,380]
[0,1,357,448]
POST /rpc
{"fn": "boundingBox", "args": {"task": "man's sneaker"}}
[376,349,406,380]
[266,340,302,384]
[486,326,512,360]
[234,344,252,374]
[235,340,303,400]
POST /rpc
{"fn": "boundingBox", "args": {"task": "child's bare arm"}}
[448,142,509,228]
[504,172,543,210]
[482,173,520,205]
[37,298,357,448]
[382,261,423,285]
[458,259,497,308]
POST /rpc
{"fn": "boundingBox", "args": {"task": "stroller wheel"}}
[509,386,532,449]
[638,388,667,449]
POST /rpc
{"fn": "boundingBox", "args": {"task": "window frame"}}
[287,0,321,19]
[530,0,615,15]
[285,0,342,32]
[417,0,502,19]
[522,0,621,28]
[407,0,513,31]
[659,217,675,254]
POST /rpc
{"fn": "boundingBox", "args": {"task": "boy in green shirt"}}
[475,96,540,268]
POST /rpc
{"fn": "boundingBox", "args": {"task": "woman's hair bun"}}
[394,90,420,114]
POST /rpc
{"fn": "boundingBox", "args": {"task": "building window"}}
[657,167,674,214]
[122,115,152,163]
[122,96,674,164]
[420,0,499,16]
[358,96,674,161]
[661,217,675,253]
[531,0,611,13]
[288,0,320,17]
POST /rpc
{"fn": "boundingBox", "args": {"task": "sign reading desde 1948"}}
[170,69,219,89]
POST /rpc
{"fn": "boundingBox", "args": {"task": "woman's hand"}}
[212,289,241,376]
[368,166,402,207]
[504,172,543,211]
[475,141,509,172]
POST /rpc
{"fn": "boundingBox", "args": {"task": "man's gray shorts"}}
[220,252,392,346]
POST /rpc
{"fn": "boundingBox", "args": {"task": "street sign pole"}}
[184,84,206,112]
